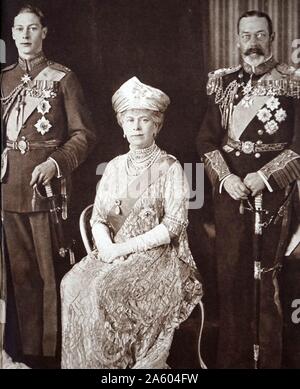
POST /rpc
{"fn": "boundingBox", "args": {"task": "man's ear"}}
[42,26,48,40]
[12,27,16,41]
[270,32,275,42]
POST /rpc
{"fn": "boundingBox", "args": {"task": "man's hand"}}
[243,172,266,197]
[30,160,57,187]
[223,174,250,200]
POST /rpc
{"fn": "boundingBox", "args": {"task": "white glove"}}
[92,222,116,263]
[92,223,171,263]
[117,223,171,257]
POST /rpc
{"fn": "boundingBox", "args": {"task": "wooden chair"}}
[79,204,94,254]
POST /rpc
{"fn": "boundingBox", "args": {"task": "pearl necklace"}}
[127,143,161,176]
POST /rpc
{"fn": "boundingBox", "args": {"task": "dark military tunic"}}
[197,57,300,368]
[1,53,96,358]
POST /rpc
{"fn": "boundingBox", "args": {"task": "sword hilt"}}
[254,193,263,235]
[44,183,54,198]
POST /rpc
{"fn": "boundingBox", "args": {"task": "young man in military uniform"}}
[1,5,96,367]
[197,10,300,368]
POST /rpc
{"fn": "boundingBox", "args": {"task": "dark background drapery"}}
[209,0,299,69]
[1,0,299,368]
[1,0,211,367]
[1,0,210,242]
[2,0,299,253]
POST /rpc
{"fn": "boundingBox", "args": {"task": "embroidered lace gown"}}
[61,151,202,368]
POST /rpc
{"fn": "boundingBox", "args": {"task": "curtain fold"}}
[208,0,300,70]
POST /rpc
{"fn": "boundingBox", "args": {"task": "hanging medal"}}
[241,78,254,108]
[241,94,254,108]
[21,73,31,85]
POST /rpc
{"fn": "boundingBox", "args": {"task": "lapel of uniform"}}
[229,68,281,140]
[7,66,66,140]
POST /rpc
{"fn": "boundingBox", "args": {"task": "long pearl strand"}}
[127,142,161,176]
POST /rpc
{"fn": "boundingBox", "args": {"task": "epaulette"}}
[276,63,300,98]
[208,64,242,80]
[47,61,71,74]
[277,63,300,81]
[295,68,300,81]
[276,63,297,76]
[207,65,241,96]
[1,63,18,73]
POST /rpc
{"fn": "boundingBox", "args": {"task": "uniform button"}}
[256,140,263,145]
[258,130,264,135]
[255,153,261,158]
[235,94,239,99]
[235,151,241,157]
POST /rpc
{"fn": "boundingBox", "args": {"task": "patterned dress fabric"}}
[61,152,203,369]
[1,351,30,369]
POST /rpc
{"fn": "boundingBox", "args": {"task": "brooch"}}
[114,200,122,215]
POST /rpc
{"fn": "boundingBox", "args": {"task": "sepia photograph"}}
[0,0,299,374]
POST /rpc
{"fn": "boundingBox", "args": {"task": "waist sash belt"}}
[224,137,288,155]
[6,137,61,154]
[1,138,61,181]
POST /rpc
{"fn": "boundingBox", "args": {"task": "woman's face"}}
[122,109,158,149]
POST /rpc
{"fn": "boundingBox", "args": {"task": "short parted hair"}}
[237,10,273,36]
[14,4,46,27]
[117,110,165,132]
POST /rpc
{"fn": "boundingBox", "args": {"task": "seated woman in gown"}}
[60,77,203,369]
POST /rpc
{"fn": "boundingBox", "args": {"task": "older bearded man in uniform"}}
[1,5,96,367]
[197,10,300,368]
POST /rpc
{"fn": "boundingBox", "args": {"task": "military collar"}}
[18,52,47,72]
[242,55,278,76]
